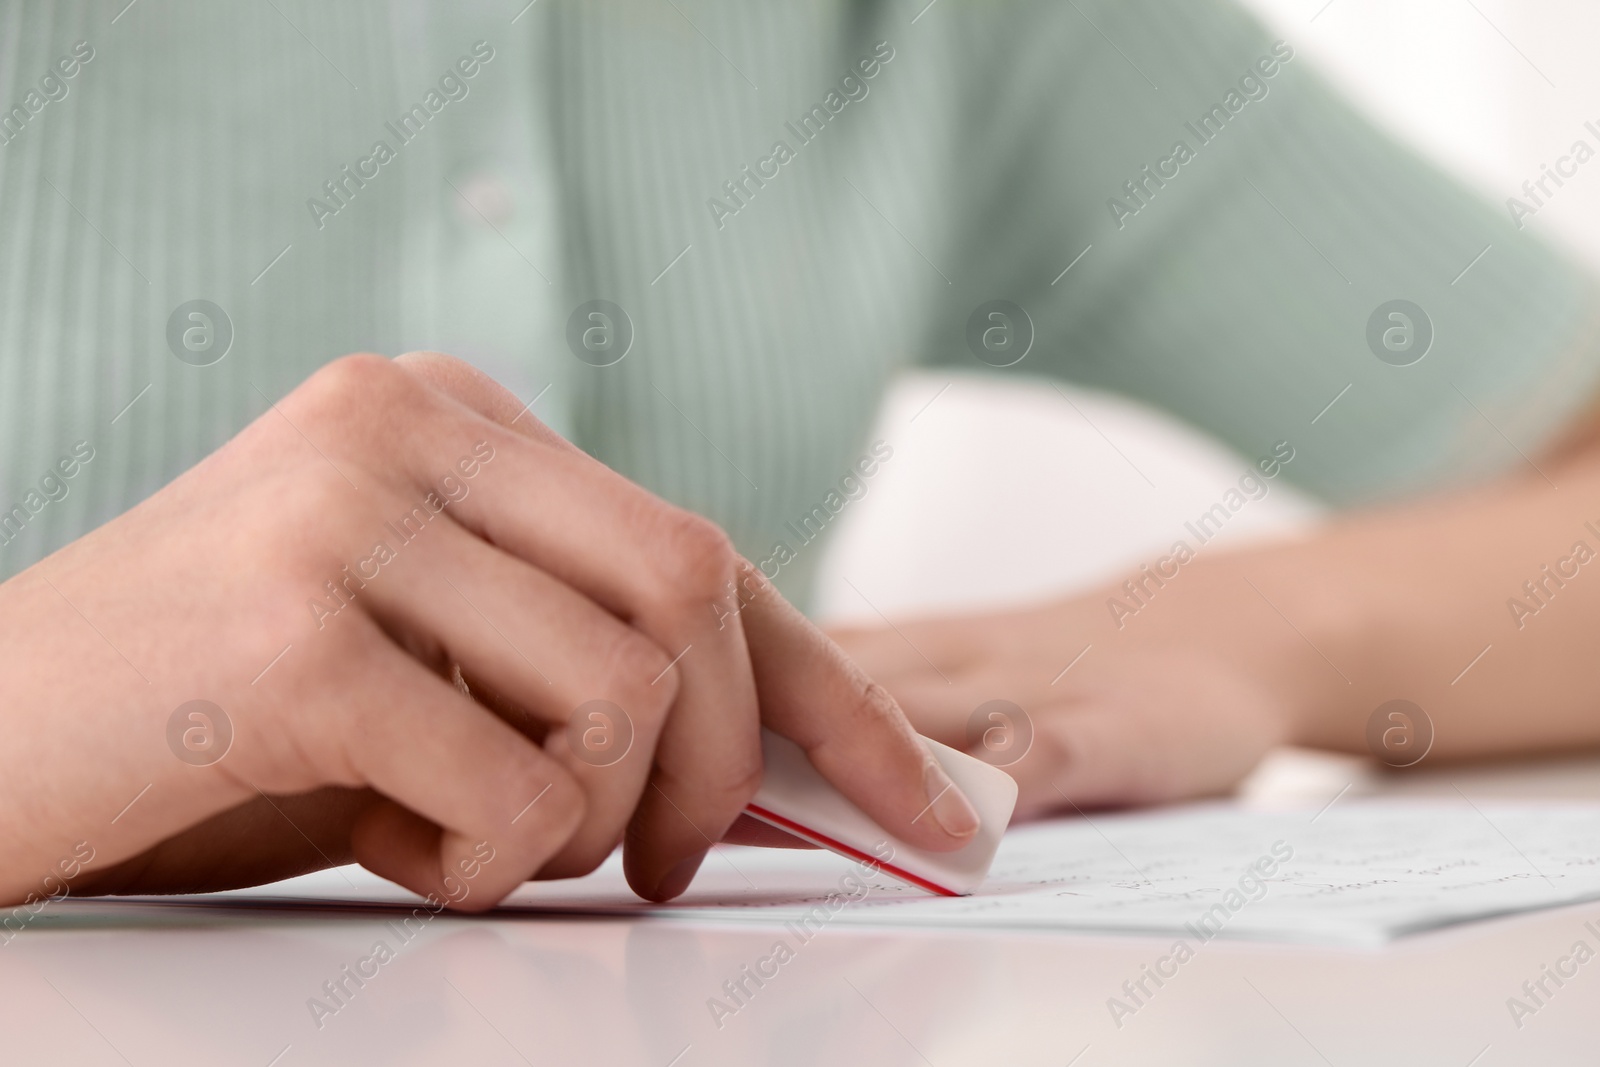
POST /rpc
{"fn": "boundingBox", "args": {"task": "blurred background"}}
[816,0,1600,624]
[813,0,1600,801]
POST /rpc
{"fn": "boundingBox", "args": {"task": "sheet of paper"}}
[121,799,1600,946]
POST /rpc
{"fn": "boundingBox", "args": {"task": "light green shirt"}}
[2,0,1595,606]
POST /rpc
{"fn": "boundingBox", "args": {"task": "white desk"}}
[9,755,1600,1067]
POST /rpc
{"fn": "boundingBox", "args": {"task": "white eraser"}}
[743,728,1018,896]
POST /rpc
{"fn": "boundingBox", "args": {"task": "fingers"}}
[359,521,679,878]
[340,643,586,910]
[839,648,1273,818]
[1011,662,1287,818]
[1007,706,1154,816]
[389,353,767,902]
[373,355,885,898]
[392,351,576,452]
[737,562,981,854]
[1009,702,1236,816]
[848,675,982,747]
[619,524,762,902]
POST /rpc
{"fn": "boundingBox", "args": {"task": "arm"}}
[833,386,1600,814]
[1247,404,1600,760]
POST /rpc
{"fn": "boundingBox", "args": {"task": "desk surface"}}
[9,755,1600,1067]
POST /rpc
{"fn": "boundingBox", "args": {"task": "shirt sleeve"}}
[917,0,1600,505]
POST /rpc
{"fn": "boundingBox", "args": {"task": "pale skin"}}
[832,401,1600,818]
[0,352,981,911]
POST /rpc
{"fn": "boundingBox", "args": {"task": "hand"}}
[829,561,1303,819]
[0,353,980,911]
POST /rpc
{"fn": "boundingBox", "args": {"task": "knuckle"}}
[512,763,586,838]
[732,556,774,602]
[844,676,908,737]
[660,738,764,814]
[803,676,916,764]
[735,554,771,584]
[725,748,766,800]
[602,627,679,722]
[292,353,419,428]
[393,348,459,369]
[655,510,737,604]
[303,352,398,401]
[712,752,766,809]
[857,679,903,720]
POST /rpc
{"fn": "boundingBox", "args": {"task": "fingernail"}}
[923,761,980,839]
[651,849,707,900]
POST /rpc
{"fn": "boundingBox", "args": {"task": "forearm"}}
[1191,452,1600,759]
[838,421,1600,811]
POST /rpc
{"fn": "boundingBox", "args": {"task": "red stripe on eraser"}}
[743,803,960,897]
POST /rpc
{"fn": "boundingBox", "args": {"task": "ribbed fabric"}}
[1,0,1596,608]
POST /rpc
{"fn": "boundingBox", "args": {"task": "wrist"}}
[0,570,248,905]
[1172,544,1382,752]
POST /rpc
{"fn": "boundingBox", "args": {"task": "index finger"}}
[734,563,981,853]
